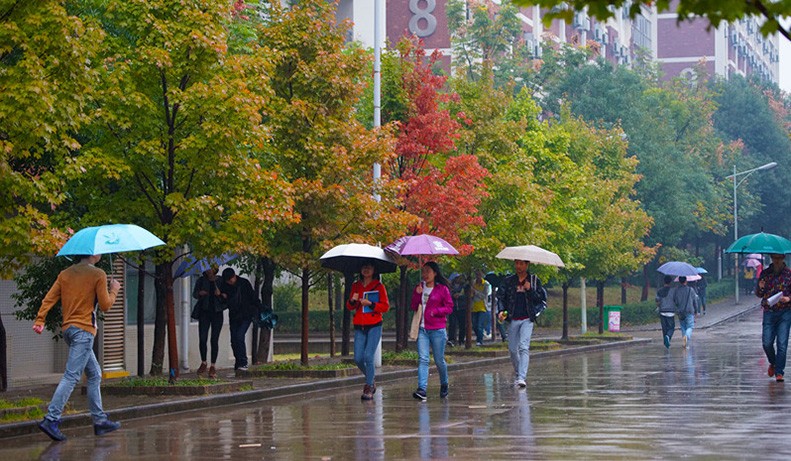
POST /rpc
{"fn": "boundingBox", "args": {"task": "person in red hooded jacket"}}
[346,260,390,400]
[410,261,454,401]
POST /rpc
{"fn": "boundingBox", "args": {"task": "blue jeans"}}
[46,326,107,423]
[508,319,534,381]
[354,325,382,386]
[679,314,695,340]
[763,309,791,376]
[473,311,488,343]
[229,318,252,369]
[417,328,448,390]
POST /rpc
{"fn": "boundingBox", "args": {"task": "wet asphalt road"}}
[4,308,791,460]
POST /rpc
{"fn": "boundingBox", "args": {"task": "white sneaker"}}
[483,333,492,340]
[515,379,526,388]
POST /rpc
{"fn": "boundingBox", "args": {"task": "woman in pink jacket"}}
[411,261,454,401]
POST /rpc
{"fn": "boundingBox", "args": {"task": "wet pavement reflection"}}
[5,308,791,460]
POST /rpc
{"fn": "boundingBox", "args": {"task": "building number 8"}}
[409,0,437,38]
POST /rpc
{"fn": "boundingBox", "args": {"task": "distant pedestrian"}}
[471,271,490,346]
[448,273,468,346]
[695,275,707,315]
[497,259,547,388]
[33,254,122,442]
[673,276,698,349]
[220,268,261,372]
[755,253,791,382]
[346,260,390,400]
[411,261,454,401]
[656,275,676,349]
[193,266,225,379]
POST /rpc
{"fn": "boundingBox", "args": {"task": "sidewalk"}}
[0,296,757,440]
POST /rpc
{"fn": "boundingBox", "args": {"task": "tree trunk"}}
[641,264,650,302]
[621,277,627,305]
[397,266,408,352]
[465,272,473,349]
[341,273,352,356]
[300,267,310,366]
[256,256,276,364]
[164,263,179,382]
[150,264,167,376]
[137,263,146,377]
[597,281,605,334]
[0,313,6,391]
[561,282,569,341]
[328,273,335,357]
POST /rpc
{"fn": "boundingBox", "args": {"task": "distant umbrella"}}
[174,253,237,278]
[657,261,698,277]
[695,267,708,274]
[741,258,762,268]
[495,245,565,267]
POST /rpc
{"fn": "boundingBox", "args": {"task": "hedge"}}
[270,278,735,333]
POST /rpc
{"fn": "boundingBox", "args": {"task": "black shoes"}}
[94,419,121,436]
[440,384,449,398]
[38,418,66,442]
[412,388,427,401]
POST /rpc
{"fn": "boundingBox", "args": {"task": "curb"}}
[0,337,650,440]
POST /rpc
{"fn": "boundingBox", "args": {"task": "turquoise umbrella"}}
[724,232,791,255]
[57,224,165,256]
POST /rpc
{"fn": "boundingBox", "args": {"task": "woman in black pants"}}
[193,267,225,378]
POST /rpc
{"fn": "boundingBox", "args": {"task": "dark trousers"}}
[198,310,224,363]
[447,310,467,343]
[229,318,252,369]
[660,314,675,341]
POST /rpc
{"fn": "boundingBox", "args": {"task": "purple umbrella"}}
[741,258,762,268]
[385,234,459,257]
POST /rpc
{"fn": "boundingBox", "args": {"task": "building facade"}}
[337,0,778,85]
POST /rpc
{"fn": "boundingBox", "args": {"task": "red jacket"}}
[346,279,390,326]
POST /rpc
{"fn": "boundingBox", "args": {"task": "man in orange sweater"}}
[33,254,122,441]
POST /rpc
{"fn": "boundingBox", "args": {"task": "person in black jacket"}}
[193,267,225,378]
[220,268,261,371]
[496,260,546,388]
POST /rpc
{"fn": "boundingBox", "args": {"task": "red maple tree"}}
[388,37,489,254]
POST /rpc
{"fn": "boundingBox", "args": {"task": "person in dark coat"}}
[193,267,225,378]
[220,268,261,371]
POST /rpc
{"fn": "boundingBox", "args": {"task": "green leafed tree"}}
[65,0,296,378]
[253,0,411,365]
[0,1,103,277]
[510,0,791,41]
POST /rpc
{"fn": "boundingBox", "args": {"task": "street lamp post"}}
[726,161,777,304]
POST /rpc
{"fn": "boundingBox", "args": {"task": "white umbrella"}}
[320,243,397,274]
[495,245,565,267]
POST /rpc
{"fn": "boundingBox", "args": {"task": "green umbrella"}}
[724,232,791,255]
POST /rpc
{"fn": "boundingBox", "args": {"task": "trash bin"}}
[603,305,622,332]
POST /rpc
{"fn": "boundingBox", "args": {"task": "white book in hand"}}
[768,291,783,307]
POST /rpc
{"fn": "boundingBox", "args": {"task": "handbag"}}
[190,302,201,320]
[409,303,423,341]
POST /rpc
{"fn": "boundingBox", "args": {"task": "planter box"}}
[101,380,253,396]
[446,349,510,357]
[0,404,46,419]
[559,339,603,345]
[239,368,358,379]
